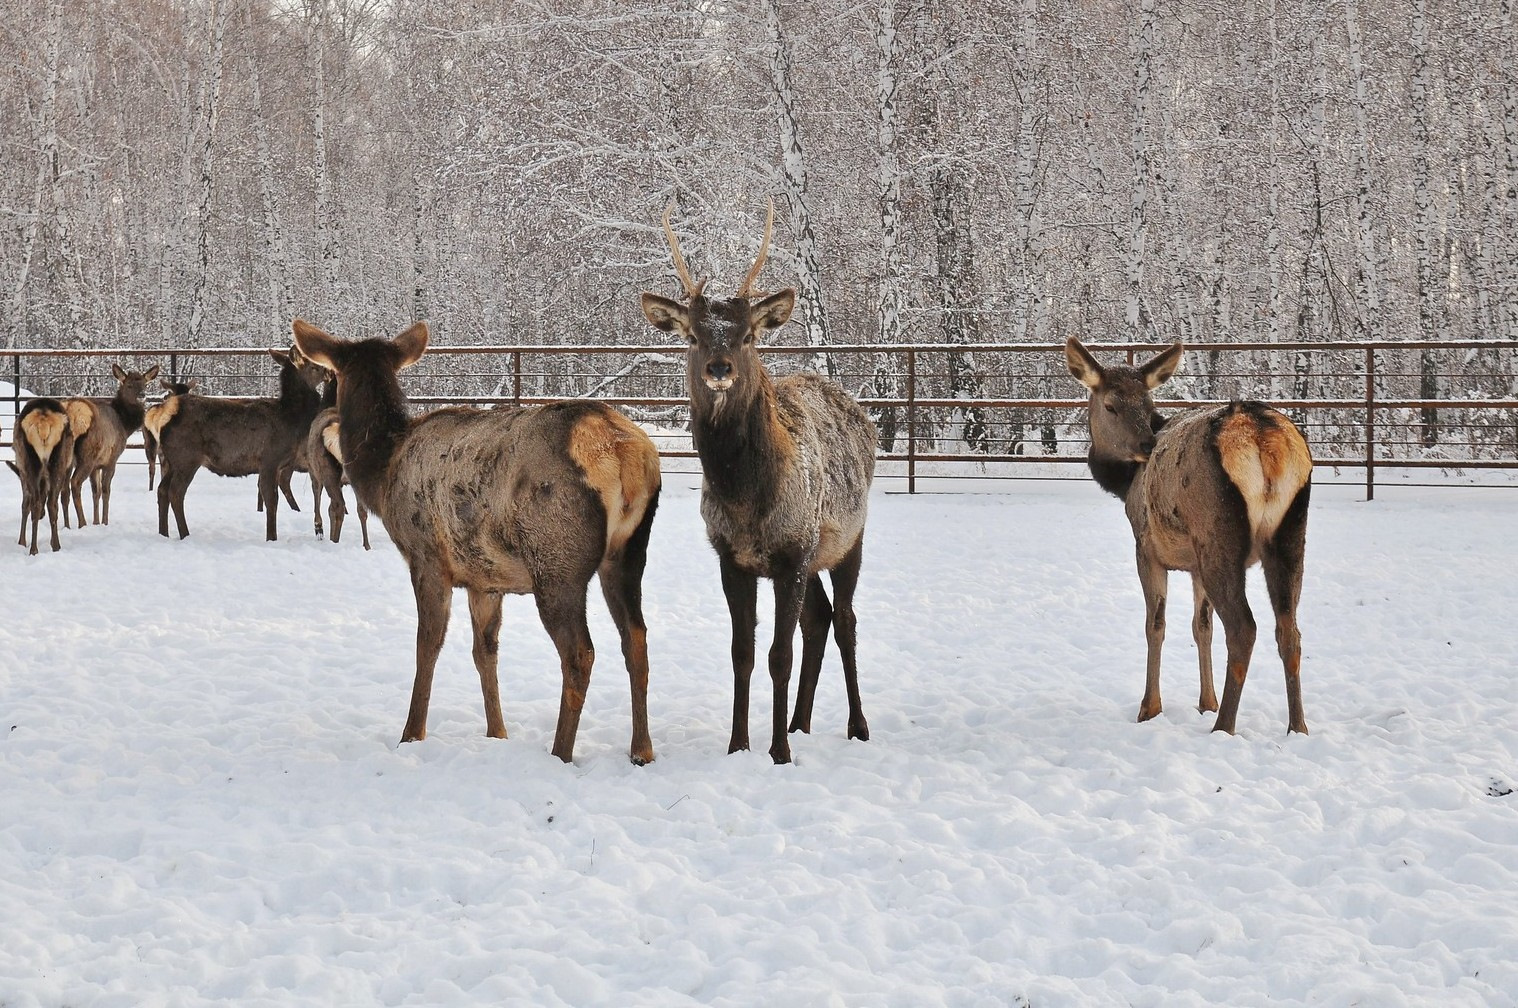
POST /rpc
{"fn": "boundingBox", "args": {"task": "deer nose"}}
[1135,435,1156,459]
[706,361,732,382]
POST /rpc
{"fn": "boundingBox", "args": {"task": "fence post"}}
[11,354,19,421]
[512,350,522,407]
[1364,346,1375,501]
[907,349,917,494]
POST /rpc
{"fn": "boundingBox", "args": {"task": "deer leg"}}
[1136,547,1169,722]
[356,497,371,550]
[767,569,807,765]
[1191,575,1218,714]
[789,574,832,735]
[718,550,758,756]
[466,588,507,740]
[68,466,88,528]
[599,555,655,766]
[144,432,157,490]
[329,480,347,544]
[88,467,103,525]
[1263,488,1311,735]
[1204,559,1256,735]
[311,472,325,539]
[99,462,116,525]
[20,482,38,554]
[537,585,595,764]
[158,462,197,539]
[44,478,61,552]
[279,464,300,512]
[829,538,869,742]
[402,566,452,743]
[257,468,280,541]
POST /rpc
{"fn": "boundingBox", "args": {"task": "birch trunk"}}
[247,9,289,344]
[1125,0,1157,338]
[186,0,228,350]
[872,0,903,451]
[761,0,831,376]
[1411,0,1442,444]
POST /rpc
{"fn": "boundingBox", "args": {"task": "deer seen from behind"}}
[640,201,877,765]
[62,363,159,528]
[155,347,326,542]
[1064,337,1312,735]
[305,405,370,549]
[142,378,198,490]
[10,398,75,554]
[290,318,662,764]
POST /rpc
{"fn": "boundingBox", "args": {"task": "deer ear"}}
[143,365,160,382]
[270,348,292,366]
[640,292,689,335]
[392,321,429,369]
[1064,337,1104,391]
[1141,342,1184,389]
[112,363,127,381]
[753,289,795,331]
[292,319,341,371]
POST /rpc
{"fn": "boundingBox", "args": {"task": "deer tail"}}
[1215,402,1312,543]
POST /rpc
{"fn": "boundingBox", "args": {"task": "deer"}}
[305,404,370,549]
[290,318,662,765]
[640,201,877,765]
[10,398,75,554]
[61,363,159,527]
[1063,337,1313,735]
[142,377,198,490]
[155,347,326,542]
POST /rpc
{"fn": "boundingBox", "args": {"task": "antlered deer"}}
[10,398,75,554]
[641,201,876,764]
[156,347,325,541]
[290,318,661,764]
[63,363,159,527]
[1064,337,1312,735]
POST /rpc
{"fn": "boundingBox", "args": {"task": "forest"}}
[1,0,1515,448]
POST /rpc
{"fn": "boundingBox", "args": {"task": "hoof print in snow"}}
[1487,778,1514,798]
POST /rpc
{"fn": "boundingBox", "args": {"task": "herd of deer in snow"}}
[6,203,1315,764]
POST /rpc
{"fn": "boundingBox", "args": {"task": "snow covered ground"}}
[2,453,1517,1007]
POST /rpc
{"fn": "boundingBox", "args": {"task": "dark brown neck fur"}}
[334,348,411,515]
[690,367,785,514]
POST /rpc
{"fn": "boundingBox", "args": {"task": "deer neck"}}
[1087,452,1143,501]
[334,365,411,516]
[109,389,145,434]
[690,368,787,509]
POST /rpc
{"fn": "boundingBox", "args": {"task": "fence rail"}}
[6,338,1518,499]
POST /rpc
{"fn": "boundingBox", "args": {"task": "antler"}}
[661,202,707,300]
[735,197,775,300]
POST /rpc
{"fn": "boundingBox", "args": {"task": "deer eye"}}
[1103,402,1117,414]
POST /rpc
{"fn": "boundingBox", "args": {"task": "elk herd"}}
[5,201,1315,763]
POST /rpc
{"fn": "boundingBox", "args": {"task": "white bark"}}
[186,0,228,349]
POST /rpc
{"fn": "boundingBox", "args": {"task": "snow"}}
[2,454,1517,1007]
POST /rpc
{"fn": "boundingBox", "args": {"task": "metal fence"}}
[6,338,1517,498]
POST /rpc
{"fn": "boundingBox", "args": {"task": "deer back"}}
[377,400,660,594]
[1130,402,1312,570]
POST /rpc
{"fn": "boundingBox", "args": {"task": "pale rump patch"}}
[65,399,95,439]
[1216,409,1312,542]
[566,411,661,552]
[320,422,344,463]
[20,407,68,461]
[143,396,182,439]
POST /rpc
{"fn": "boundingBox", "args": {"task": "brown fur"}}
[13,398,75,554]
[1065,337,1312,735]
[291,318,662,765]
[305,406,370,549]
[63,363,159,528]
[642,203,876,764]
[156,349,324,542]
[143,379,197,490]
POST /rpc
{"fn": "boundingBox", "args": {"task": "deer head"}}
[640,200,795,396]
[110,362,160,402]
[1065,337,1183,465]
